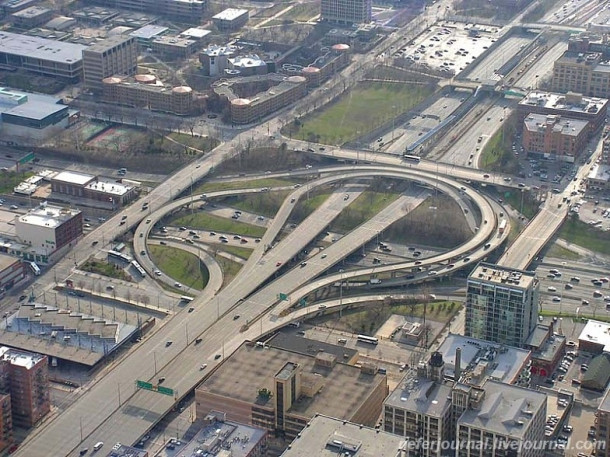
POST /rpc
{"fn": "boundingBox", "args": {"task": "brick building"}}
[522,114,589,162]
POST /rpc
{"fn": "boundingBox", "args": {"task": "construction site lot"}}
[49,120,217,174]
[85,124,148,153]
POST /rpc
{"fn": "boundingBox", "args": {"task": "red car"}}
[276,262,282,267]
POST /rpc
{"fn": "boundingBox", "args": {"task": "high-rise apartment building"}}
[0,394,12,454]
[320,0,372,25]
[0,348,49,428]
[465,263,539,348]
[82,36,137,92]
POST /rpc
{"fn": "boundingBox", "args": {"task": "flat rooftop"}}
[0,87,67,121]
[152,35,195,48]
[281,415,406,457]
[180,27,211,39]
[524,113,588,137]
[579,319,610,352]
[437,333,530,384]
[11,5,50,18]
[268,333,358,362]
[18,203,80,229]
[385,372,453,417]
[201,45,237,57]
[0,252,20,272]
[0,346,45,369]
[588,163,610,181]
[468,262,536,290]
[84,35,133,53]
[51,170,94,186]
[457,380,547,439]
[0,31,85,65]
[169,414,266,457]
[85,180,133,196]
[520,90,608,116]
[213,8,248,21]
[197,342,385,421]
[129,24,168,40]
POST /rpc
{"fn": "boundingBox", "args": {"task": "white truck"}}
[369,279,382,285]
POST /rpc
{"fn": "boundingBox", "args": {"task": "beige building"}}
[82,35,138,92]
[195,341,387,441]
[552,51,610,98]
[321,0,372,25]
[213,74,307,125]
[102,75,196,116]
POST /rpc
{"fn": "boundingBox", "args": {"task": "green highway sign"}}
[18,152,34,165]
[278,293,288,301]
[157,386,174,396]
[299,298,307,307]
[136,380,152,390]
[136,380,174,396]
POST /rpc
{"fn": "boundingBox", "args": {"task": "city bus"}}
[498,219,507,234]
[403,154,422,163]
[131,260,146,278]
[357,334,379,345]
[108,250,132,263]
[28,261,40,276]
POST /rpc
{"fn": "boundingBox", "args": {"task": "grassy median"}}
[171,213,266,238]
[149,245,209,290]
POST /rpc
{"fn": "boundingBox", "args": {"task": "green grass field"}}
[332,191,400,233]
[196,178,295,194]
[216,257,243,287]
[81,259,132,282]
[171,212,266,238]
[558,217,610,256]
[284,82,435,145]
[290,192,332,224]
[217,244,253,260]
[546,243,582,261]
[148,245,209,290]
[230,191,291,218]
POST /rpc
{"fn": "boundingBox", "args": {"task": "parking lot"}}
[393,22,498,76]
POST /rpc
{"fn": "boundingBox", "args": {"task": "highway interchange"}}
[13,0,610,455]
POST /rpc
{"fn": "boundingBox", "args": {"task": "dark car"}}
[214,354,221,360]
[18,295,27,302]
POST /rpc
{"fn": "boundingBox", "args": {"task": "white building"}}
[15,202,82,261]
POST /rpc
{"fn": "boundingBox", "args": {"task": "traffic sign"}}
[157,386,174,396]
[136,380,174,396]
[278,293,288,301]
[136,380,152,390]
[18,152,34,165]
